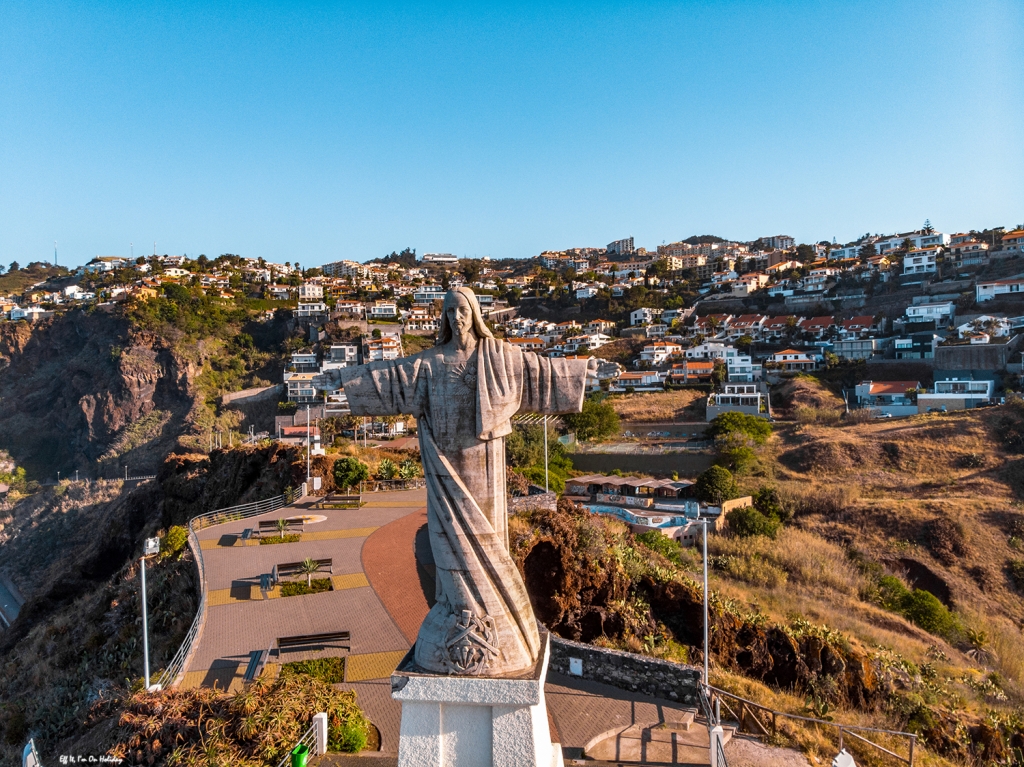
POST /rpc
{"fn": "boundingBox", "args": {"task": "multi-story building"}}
[368,301,398,319]
[295,301,328,318]
[875,230,950,253]
[363,335,402,361]
[607,237,635,256]
[298,283,324,300]
[322,260,372,279]
[1000,229,1024,256]
[902,246,941,275]
[768,349,816,371]
[760,235,795,250]
[421,253,460,264]
[905,301,954,325]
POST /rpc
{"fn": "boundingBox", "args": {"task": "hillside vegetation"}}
[511,389,1024,766]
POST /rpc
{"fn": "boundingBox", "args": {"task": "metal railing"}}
[276,721,319,767]
[707,684,917,766]
[697,684,728,767]
[155,485,306,689]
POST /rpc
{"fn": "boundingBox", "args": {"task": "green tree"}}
[275,518,290,540]
[561,395,620,441]
[735,334,754,354]
[857,243,877,262]
[334,457,369,490]
[753,486,791,522]
[693,465,739,504]
[706,412,772,446]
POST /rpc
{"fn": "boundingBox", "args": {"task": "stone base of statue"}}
[390,628,563,767]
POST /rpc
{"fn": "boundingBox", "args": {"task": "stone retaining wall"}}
[548,636,700,705]
[507,490,557,515]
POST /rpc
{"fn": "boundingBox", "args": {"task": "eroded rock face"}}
[0,313,192,476]
[512,500,885,707]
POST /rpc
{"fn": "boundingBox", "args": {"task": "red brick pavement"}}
[361,507,430,645]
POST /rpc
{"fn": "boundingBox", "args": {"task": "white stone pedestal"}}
[391,630,563,767]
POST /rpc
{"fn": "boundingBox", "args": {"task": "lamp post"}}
[543,415,549,493]
[306,404,311,482]
[702,518,710,689]
[141,537,160,690]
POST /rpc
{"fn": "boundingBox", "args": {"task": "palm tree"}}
[298,557,322,587]
[275,518,289,540]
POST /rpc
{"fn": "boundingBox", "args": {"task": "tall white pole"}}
[141,557,150,690]
[306,405,311,481]
[703,519,709,689]
[543,415,549,493]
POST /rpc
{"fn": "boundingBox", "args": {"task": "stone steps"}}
[585,711,735,765]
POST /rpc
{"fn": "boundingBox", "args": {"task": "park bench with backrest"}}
[277,631,350,651]
[243,648,270,682]
[257,518,304,537]
[315,493,362,509]
[272,558,334,584]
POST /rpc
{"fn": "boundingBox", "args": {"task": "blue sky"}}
[1,1,1021,268]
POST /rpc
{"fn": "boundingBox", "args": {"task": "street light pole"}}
[141,556,150,690]
[306,404,311,481]
[543,415,549,493]
[702,519,710,689]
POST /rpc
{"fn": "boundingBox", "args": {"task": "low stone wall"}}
[221,383,283,406]
[548,636,700,705]
[507,490,557,515]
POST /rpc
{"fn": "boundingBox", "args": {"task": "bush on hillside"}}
[161,526,189,558]
[693,465,739,505]
[876,574,961,640]
[635,530,685,565]
[706,412,772,446]
[726,505,781,539]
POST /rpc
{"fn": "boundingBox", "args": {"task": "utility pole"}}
[306,404,311,481]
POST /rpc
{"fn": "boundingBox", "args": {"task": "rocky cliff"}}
[0,311,198,478]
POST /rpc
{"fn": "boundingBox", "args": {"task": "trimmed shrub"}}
[694,465,739,504]
[726,506,781,539]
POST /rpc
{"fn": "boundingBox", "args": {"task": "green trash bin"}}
[291,742,309,767]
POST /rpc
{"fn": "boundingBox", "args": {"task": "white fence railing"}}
[276,712,327,767]
[155,484,306,689]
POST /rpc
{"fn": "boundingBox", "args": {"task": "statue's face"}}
[447,292,475,341]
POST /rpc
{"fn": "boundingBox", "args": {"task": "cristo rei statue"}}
[340,287,594,677]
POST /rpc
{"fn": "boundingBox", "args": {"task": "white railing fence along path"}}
[155,484,306,689]
[276,712,327,767]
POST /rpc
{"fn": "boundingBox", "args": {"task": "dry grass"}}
[610,389,705,422]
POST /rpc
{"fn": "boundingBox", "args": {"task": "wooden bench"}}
[257,519,304,537]
[315,493,362,509]
[277,631,350,651]
[272,558,333,584]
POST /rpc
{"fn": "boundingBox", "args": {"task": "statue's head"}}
[437,287,494,345]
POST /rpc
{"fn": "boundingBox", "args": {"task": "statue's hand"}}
[586,357,600,374]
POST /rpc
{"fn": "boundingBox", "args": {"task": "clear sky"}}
[1,1,1021,268]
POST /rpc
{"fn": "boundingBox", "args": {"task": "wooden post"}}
[838,726,843,753]
[772,711,777,735]
[909,734,916,766]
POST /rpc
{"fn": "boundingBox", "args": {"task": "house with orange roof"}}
[1000,229,1024,257]
[799,316,836,338]
[840,316,879,338]
[507,337,546,351]
[854,380,921,414]
[667,360,715,385]
[762,315,801,339]
[768,349,816,371]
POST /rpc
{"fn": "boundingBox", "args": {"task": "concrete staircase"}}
[584,709,736,765]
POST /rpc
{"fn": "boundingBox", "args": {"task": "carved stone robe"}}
[339,338,588,676]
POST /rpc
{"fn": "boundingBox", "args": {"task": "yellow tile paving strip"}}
[199,526,379,549]
[344,650,408,682]
[331,572,370,590]
[362,502,426,507]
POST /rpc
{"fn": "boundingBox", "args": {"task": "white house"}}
[905,301,954,324]
[298,283,324,301]
[639,342,683,366]
[902,247,941,275]
[956,315,1010,338]
[726,354,762,382]
[685,342,738,361]
[295,301,328,318]
[368,301,398,319]
[977,278,1024,303]
[630,307,661,326]
[768,349,816,371]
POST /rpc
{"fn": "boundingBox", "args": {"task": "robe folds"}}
[339,338,588,676]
